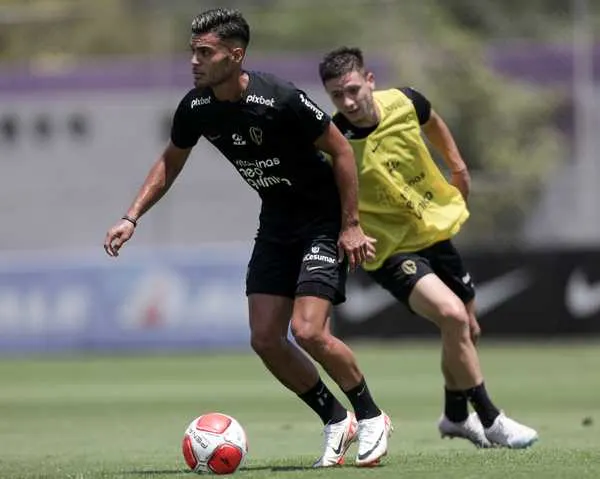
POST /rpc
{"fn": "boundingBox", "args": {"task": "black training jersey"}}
[170,71,341,242]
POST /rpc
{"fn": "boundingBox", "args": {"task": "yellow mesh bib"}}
[349,89,469,270]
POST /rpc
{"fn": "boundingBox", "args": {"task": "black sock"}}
[298,379,348,425]
[444,388,469,423]
[465,382,500,428]
[343,377,381,421]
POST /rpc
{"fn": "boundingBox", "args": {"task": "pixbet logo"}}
[191,97,211,108]
[299,93,324,120]
[246,94,276,107]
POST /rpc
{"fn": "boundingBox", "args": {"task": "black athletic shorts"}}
[367,239,475,307]
[246,236,347,305]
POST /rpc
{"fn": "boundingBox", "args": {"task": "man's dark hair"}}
[191,8,250,47]
[319,47,365,83]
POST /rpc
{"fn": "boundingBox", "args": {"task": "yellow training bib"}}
[345,88,469,270]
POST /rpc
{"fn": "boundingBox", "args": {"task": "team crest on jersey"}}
[249,127,263,145]
[311,246,320,254]
[401,260,417,275]
[232,133,246,146]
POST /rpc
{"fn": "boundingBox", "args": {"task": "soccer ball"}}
[182,413,248,475]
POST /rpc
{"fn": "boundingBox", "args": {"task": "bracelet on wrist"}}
[121,215,138,227]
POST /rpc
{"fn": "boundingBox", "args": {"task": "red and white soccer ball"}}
[182,413,248,475]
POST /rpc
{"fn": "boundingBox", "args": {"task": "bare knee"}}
[436,301,470,336]
[248,294,293,359]
[290,314,329,353]
[250,330,286,358]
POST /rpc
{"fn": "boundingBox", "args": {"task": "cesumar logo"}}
[299,93,324,120]
[303,253,336,264]
[246,94,276,107]
[191,97,211,108]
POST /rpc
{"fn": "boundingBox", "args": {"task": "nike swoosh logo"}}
[565,268,600,319]
[306,266,325,272]
[356,430,384,461]
[206,134,221,141]
[339,268,532,323]
[332,434,345,455]
[475,268,533,316]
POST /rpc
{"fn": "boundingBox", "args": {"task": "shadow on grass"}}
[242,463,387,472]
[123,465,314,475]
[123,470,189,476]
[241,465,313,472]
[125,460,386,475]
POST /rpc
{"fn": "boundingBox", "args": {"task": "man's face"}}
[324,69,376,126]
[189,32,243,88]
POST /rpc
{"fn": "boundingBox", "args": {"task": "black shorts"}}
[245,236,347,305]
[367,239,475,307]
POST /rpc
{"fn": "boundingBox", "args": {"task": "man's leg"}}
[292,234,391,466]
[246,239,356,467]
[248,293,349,425]
[409,274,538,448]
[290,296,379,416]
[290,295,390,467]
[410,274,483,388]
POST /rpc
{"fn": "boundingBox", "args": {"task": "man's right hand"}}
[337,224,377,271]
[104,219,136,257]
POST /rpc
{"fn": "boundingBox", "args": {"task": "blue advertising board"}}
[0,246,252,354]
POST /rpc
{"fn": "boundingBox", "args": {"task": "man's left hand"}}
[451,169,471,202]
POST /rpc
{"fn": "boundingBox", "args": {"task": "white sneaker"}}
[355,412,392,467]
[312,411,358,468]
[484,412,538,449]
[438,413,491,448]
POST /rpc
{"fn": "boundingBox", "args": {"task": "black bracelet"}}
[121,215,138,227]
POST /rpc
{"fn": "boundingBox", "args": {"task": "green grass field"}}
[1,342,599,478]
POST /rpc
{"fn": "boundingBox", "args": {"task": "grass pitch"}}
[0,342,599,478]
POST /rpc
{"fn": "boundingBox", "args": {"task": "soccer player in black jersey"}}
[319,46,538,449]
[104,9,391,467]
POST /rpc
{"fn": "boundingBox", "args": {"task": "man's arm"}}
[125,142,192,221]
[314,123,375,269]
[104,142,191,257]
[422,110,471,200]
[314,123,360,230]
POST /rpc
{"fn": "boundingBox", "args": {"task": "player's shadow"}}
[123,470,189,476]
[242,465,313,472]
[124,466,313,475]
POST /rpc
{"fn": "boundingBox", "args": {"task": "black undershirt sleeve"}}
[399,87,432,125]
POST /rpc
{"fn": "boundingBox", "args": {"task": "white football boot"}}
[355,412,393,467]
[484,412,539,448]
[438,412,491,448]
[312,411,358,468]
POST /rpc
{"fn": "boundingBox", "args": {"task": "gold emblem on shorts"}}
[401,260,417,275]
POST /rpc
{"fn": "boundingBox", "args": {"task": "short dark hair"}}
[319,47,365,83]
[191,8,250,47]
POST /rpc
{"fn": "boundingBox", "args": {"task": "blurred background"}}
[0,0,599,352]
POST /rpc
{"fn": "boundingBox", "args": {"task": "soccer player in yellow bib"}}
[319,47,538,449]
